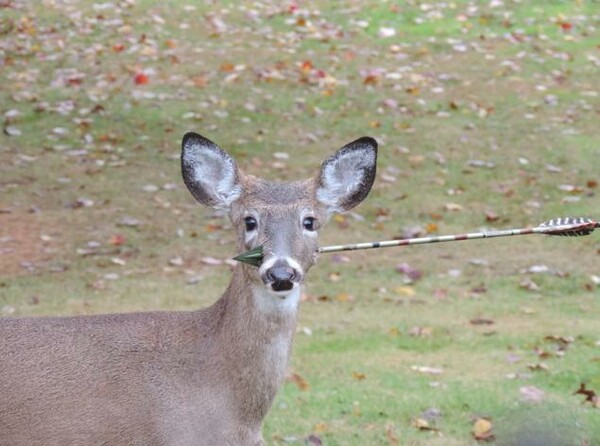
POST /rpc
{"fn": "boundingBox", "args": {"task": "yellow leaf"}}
[336,293,353,302]
[328,272,341,283]
[395,286,416,297]
[352,371,366,380]
[425,222,438,233]
[408,155,425,166]
[314,422,328,433]
[473,418,494,441]
[412,418,430,430]
[406,86,420,95]
[444,202,463,212]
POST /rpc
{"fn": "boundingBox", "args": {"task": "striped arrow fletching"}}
[537,217,598,236]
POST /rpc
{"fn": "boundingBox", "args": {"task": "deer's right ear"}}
[181,132,242,210]
[316,137,378,214]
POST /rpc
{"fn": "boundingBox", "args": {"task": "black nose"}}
[266,264,297,292]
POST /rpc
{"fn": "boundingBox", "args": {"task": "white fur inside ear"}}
[183,140,242,209]
[317,148,375,213]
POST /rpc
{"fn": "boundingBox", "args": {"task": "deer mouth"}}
[270,279,294,293]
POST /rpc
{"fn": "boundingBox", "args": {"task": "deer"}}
[0,132,377,446]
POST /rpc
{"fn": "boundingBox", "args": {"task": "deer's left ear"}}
[316,137,377,214]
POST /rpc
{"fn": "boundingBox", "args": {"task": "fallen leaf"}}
[328,272,341,282]
[470,284,487,295]
[425,222,438,233]
[117,217,142,227]
[411,365,443,375]
[484,211,500,222]
[472,418,494,441]
[3,126,22,136]
[201,257,222,266]
[527,363,549,372]
[520,385,545,403]
[386,423,399,445]
[336,292,353,302]
[169,256,184,266]
[573,383,599,407]
[395,263,423,283]
[108,234,126,246]
[313,422,327,433]
[395,286,416,297]
[186,275,203,285]
[305,434,322,445]
[351,371,366,380]
[134,72,149,85]
[519,277,540,292]
[420,407,443,422]
[444,202,463,212]
[560,22,573,31]
[470,317,494,325]
[110,257,126,266]
[409,326,433,337]
[411,417,439,432]
[289,373,310,391]
[378,27,396,38]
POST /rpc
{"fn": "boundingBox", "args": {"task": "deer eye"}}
[244,216,257,232]
[302,217,316,232]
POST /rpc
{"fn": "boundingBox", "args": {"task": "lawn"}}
[1,1,599,444]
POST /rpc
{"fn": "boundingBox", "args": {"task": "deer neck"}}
[220,265,300,326]
[212,265,299,422]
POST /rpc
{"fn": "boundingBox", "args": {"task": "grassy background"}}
[1,0,599,444]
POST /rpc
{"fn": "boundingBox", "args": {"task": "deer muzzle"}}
[260,258,303,294]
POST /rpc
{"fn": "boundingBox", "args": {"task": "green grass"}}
[1,0,599,444]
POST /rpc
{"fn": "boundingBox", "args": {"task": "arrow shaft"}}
[317,221,598,254]
[232,217,598,266]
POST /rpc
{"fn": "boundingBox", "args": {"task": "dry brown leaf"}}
[289,373,310,391]
[470,317,494,325]
[573,383,600,407]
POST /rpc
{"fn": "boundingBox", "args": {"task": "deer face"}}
[181,133,377,300]
[229,178,322,296]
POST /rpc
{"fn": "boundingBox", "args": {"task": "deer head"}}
[181,132,377,310]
